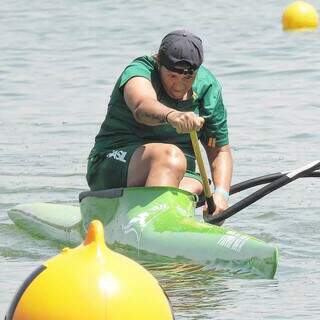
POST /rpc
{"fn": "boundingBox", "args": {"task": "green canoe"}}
[8,186,278,278]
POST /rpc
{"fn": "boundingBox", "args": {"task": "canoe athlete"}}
[86,30,233,217]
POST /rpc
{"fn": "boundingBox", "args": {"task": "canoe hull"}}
[8,202,82,245]
[8,187,278,278]
[80,187,278,278]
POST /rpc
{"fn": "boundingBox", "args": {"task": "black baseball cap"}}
[158,30,203,75]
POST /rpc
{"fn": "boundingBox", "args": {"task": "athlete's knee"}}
[154,144,187,173]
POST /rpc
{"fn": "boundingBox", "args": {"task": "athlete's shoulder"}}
[193,65,221,97]
[118,56,157,88]
[196,65,221,87]
[126,55,157,71]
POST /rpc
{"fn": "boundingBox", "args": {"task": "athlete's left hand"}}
[203,193,228,226]
[213,193,228,225]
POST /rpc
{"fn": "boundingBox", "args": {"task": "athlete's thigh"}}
[127,143,164,187]
[127,143,186,186]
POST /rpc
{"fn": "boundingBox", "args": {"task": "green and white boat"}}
[7,154,319,280]
[8,186,278,279]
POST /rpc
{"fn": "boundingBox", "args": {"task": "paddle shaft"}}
[189,131,215,214]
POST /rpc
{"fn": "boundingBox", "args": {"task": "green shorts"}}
[86,145,202,191]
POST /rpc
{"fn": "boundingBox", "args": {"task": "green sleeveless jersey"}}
[93,56,229,157]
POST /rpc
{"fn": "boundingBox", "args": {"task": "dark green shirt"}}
[93,56,229,156]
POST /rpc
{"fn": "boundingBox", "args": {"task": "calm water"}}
[1,0,320,318]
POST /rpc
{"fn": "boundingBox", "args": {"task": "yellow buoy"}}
[6,220,174,320]
[282,1,319,30]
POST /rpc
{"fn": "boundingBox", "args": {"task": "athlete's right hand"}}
[166,111,204,134]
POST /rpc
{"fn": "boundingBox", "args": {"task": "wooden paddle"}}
[189,130,216,215]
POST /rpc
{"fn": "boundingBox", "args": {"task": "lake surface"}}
[1,0,319,318]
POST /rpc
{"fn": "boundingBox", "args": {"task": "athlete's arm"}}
[124,77,170,125]
[203,144,233,215]
[124,77,204,132]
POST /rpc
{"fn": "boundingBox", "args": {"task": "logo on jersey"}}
[106,150,127,163]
